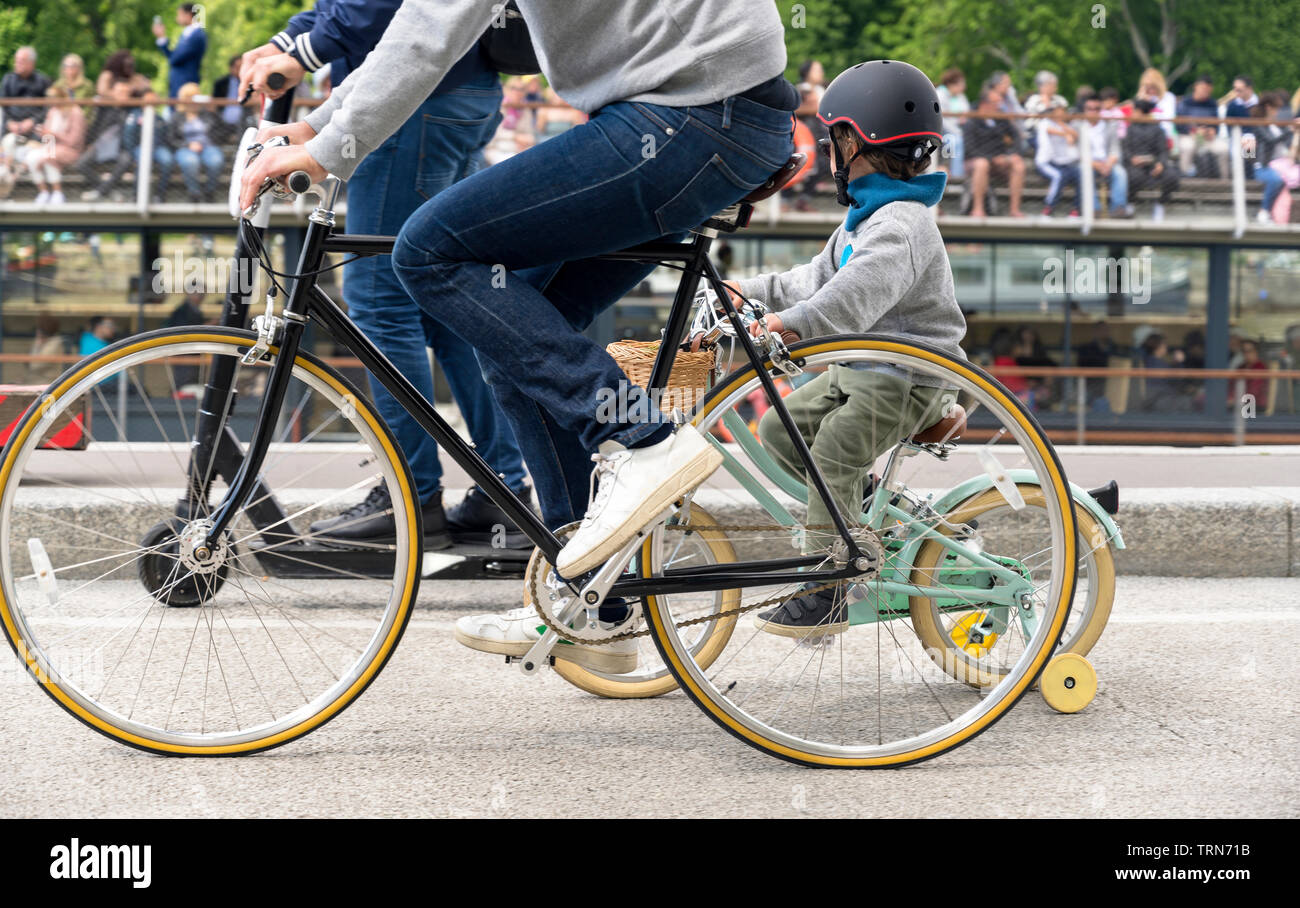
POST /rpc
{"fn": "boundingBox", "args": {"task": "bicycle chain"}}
[527,521,874,646]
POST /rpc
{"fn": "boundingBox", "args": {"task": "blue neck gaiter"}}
[844,171,947,232]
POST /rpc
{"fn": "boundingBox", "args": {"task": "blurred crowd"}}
[5,30,1300,224]
[972,321,1300,417]
[921,65,1300,224]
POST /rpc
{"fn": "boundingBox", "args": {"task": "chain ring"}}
[526,520,882,645]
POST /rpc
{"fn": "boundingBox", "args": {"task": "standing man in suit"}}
[153,3,207,99]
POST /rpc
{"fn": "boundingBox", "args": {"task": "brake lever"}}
[240,136,293,219]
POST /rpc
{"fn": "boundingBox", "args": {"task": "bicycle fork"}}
[197,202,335,552]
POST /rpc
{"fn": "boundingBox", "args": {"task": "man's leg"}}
[311,82,504,547]
[1210,138,1230,182]
[1001,154,1026,216]
[967,156,990,216]
[392,97,795,535]
[1109,164,1129,212]
[473,256,662,529]
[1062,162,1081,209]
[200,145,224,197]
[174,148,201,197]
[1037,160,1062,212]
[1178,135,1197,174]
[153,146,176,199]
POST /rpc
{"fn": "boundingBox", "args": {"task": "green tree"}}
[0,0,306,96]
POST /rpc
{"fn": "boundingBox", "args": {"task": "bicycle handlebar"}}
[238,70,290,105]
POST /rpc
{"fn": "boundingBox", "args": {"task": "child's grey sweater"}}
[735,200,968,372]
[304,0,787,178]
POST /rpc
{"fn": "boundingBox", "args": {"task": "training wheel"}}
[1038,653,1097,713]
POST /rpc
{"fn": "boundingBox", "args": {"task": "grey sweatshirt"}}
[304,0,788,178]
[735,201,968,374]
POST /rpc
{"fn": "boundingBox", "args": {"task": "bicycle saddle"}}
[742,154,807,203]
[913,404,967,444]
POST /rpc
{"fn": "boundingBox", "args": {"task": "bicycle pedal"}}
[797,634,836,648]
[503,655,556,670]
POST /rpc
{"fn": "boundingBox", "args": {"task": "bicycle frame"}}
[195,177,868,599]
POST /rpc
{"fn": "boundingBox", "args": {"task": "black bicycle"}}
[0,104,1080,766]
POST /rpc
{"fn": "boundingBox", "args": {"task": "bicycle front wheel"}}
[0,328,421,755]
[640,336,1078,768]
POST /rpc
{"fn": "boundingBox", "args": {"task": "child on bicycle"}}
[731,61,969,636]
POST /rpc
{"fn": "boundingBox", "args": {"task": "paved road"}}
[0,575,1296,819]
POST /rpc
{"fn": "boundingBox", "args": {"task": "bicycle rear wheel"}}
[0,328,421,755]
[640,336,1078,767]
[909,484,1116,685]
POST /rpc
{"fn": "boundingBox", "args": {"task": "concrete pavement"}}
[0,575,1295,819]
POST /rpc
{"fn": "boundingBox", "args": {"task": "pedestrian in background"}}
[153,3,207,99]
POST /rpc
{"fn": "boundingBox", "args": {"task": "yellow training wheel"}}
[1039,653,1097,713]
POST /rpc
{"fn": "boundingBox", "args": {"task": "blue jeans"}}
[391,95,795,528]
[1252,164,1284,212]
[173,144,224,197]
[1093,162,1128,212]
[344,75,527,504]
[1037,160,1080,209]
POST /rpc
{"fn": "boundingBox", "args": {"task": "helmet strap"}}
[831,139,868,207]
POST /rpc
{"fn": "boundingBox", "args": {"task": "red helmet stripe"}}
[817,113,941,145]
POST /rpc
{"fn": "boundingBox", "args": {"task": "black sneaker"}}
[446,484,535,549]
[307,484,452,550]
[756,585,848,637]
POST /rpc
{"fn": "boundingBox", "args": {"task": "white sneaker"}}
[1152,203,1165,222]
[48,190,65,204]
[555,424,722,578]
[453,606,638,673]
[1256,209,1274,224]
[34,190,50,205]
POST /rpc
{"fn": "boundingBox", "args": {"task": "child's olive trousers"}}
[758,365,948,550]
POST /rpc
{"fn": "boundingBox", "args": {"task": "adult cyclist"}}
[238,0,533,552]
[241,0,797,663]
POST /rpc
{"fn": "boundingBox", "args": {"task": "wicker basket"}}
[606,339,715,416]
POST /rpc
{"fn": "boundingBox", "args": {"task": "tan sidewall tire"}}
[0,329,421,755]
[910,485,1115,685]
[533,508,740,699]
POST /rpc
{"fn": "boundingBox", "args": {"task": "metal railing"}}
[1,98,1297,234]
[984,363,1300,445]
[2,349,1297,446]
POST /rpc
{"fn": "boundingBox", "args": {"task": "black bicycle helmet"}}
[818,60,943,203]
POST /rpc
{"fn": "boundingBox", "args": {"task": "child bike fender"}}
[918,469,1125,551]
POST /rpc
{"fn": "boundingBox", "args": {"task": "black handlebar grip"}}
[287,171,313,194]
[267,72,287,90]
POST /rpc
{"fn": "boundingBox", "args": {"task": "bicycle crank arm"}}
[517,511,669,675]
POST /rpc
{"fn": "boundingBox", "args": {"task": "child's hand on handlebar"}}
[240,143,327,211]
[748,313,800,344]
